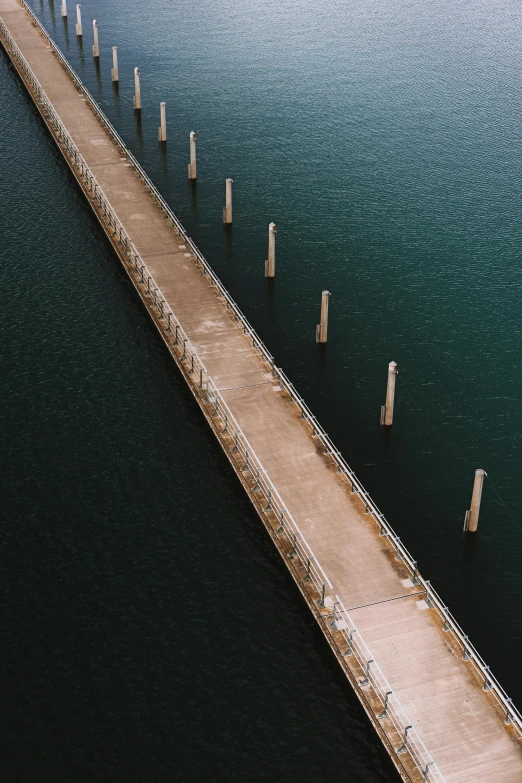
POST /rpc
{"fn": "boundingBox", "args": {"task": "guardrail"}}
[6,5,522,777]
[333,594,445,783]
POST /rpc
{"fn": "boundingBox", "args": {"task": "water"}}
[3,0,522,777]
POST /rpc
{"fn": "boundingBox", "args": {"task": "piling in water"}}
[92,19,99,59]
[188,132,197,179]
[61,0,67,18]
[75,4,82,36]
[223,178,233,224]
[158,102,167,142]
[111,46,119,82]
[380,361,398,426]
[133,67,141,111]
[316,290,330,343]
[265,222,276,277]
[464,469,487,532]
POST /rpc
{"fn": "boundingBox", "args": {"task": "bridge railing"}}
[333,594,446,783]
[6,6,522,775]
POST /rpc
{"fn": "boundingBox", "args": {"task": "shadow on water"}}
[61,15,69,48]
[188,178,197,218]
[459,529,479,561]
[76,33,84,64]
[378,423,395,454]
[159,140,168,179]
[134,108,143,152]
[111,79,120,108]
[223,222,233,259]
[94,57,102,90]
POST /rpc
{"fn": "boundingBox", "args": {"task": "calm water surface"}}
[3,0,522,778]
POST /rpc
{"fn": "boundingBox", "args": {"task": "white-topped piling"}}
[464,469,487,532]
[188,132,197,179]
[133,67,141,110]
[380,361,398,426]
[158,102,167,142]
[92,20,99,58]
[111,46,119,82]
[223,178,233,224]
[265,222,276,277]
[75,4,82,36]
[61,0,67,18]
[316,290,331,343]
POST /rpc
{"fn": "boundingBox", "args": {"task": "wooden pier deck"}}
[2,1,522,780]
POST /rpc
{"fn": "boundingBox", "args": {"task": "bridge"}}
[2,1,521,779]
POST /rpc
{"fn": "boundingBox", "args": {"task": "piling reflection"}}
[48,0,56,28]
[134,110,144,153]
[61,15,69,48]
[188,178,197,218]
[159,141,168,179]
[94,56,101,90]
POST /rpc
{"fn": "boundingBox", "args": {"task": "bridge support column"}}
[223,178,233,224]
[316,290,330,343]
[92,20,99,58]
[380,361,398,426]
[188,132,197,179]
[75,4,82,36]
[158,102,167,142]
[265,222,276,277]
[133,67,141,111]
[463,469,487,532]
[111,46,119,82]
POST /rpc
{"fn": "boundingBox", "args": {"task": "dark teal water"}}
[3,0,522,778]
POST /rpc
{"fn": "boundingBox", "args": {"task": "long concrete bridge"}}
[2,1,521,779]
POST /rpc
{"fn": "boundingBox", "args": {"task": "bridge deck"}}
[2,1,521,780]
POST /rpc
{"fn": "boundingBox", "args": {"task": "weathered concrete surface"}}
[2,1,522,779]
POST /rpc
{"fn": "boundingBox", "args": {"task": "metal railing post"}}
[397,725,412,755]
[264,489,272,512]
[317,582,327,608]
[287,532,298,558]
[359,658,374,687]
[329,601,341,627]
[302,556,314,582]
[462,636,472,661]
[342,629,357,657]
[377,691,392,719]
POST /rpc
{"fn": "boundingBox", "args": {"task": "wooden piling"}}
[92,19,99,59]
[111,46,119,82]
[75,3,82,36]
[380,361,398,426]
[61,0,67,18]
[188,132,197,179]
[265,222,276,277]
[464,469,487,532]
[158,101,167,142]
[133,67,141,111]
[316,290,331,343]
[223,178,233,224]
